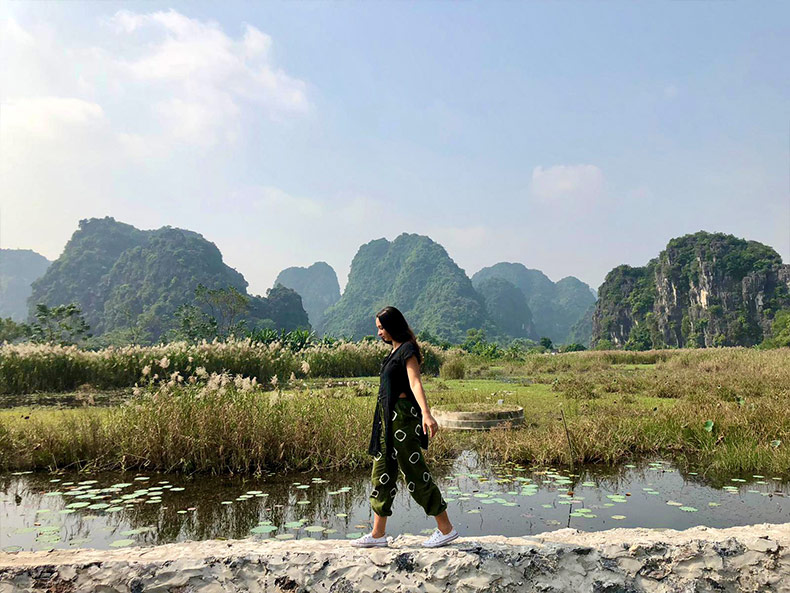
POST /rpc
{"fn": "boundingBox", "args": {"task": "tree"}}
[462,328,487,352]
[539,336,553,350]
[416,329,452,349]
[0,317,28,343]
[28,303,91,345]
[171,285,253,342]
[625,323,651,351]
[195,284,250,337]
[594,338,615,350]
[762,310,790,348]
[559,343,587,353]
[171,303,219,342]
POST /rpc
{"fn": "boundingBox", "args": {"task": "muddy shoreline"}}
[1,522,788,592]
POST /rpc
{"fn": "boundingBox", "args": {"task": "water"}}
[2,453,788,552]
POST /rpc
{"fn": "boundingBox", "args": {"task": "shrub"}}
[439,355,466,380]
[554,376,599,400]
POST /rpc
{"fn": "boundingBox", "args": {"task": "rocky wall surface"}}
[1,522,789,593]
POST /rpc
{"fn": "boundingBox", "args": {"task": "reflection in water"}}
[1,452,788,552]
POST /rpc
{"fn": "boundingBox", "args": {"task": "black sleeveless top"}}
[367,341,429,456]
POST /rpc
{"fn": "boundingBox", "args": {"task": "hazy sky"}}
[2,1,788,295]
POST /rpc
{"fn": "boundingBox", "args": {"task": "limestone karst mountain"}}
[591,231,789,348]
[320,233,487,342]
[0,249,52,321]
[273,262,341,333]
[471,263,596,344]
[29,217,308,340]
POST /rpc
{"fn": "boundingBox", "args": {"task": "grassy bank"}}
[0,348,788,476]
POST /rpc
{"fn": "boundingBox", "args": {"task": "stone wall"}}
[1,522,789,592]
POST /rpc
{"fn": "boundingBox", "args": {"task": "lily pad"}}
[251,525,278,534]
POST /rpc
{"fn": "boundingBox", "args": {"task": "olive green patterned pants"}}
[369,398,448,517]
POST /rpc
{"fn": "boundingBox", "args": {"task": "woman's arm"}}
[406,356,439,438]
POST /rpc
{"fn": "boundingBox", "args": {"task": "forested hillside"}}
[471,263,596,344]
[29,217,308,341]
[320,233,488,341]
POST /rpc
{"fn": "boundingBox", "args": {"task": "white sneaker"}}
[421,528,459,548]
[350,532,389,548]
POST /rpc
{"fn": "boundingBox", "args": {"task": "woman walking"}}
[351,306,458,548]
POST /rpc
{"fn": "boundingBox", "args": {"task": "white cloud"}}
[1,96,105,141]
[107,9,308,142]
[0,12,311,259]
[530,164,605,204]
[1,12,309,155]
[244,186,324,218]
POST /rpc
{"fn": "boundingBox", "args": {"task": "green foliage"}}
[416,329,452,349]
[170,284,257,342]
[664,231,781,283]
[247,328,325,352]
[559,343,587,353]
[594,338,614,350]
[625,323,652,351]
[439,354,466,379]
[0,318,27,343]
[28,303,91,345]
[762,310,790,348]
[539,336,553,350]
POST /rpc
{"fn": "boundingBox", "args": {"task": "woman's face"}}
[375,317,393,344]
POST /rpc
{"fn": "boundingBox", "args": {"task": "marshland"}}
[1,340,789,551]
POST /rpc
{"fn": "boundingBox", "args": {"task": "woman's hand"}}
[422,412,439,439]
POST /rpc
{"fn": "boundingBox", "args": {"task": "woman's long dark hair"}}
[376,306,423,364]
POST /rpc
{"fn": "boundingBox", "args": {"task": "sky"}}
[1,1,788,296]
